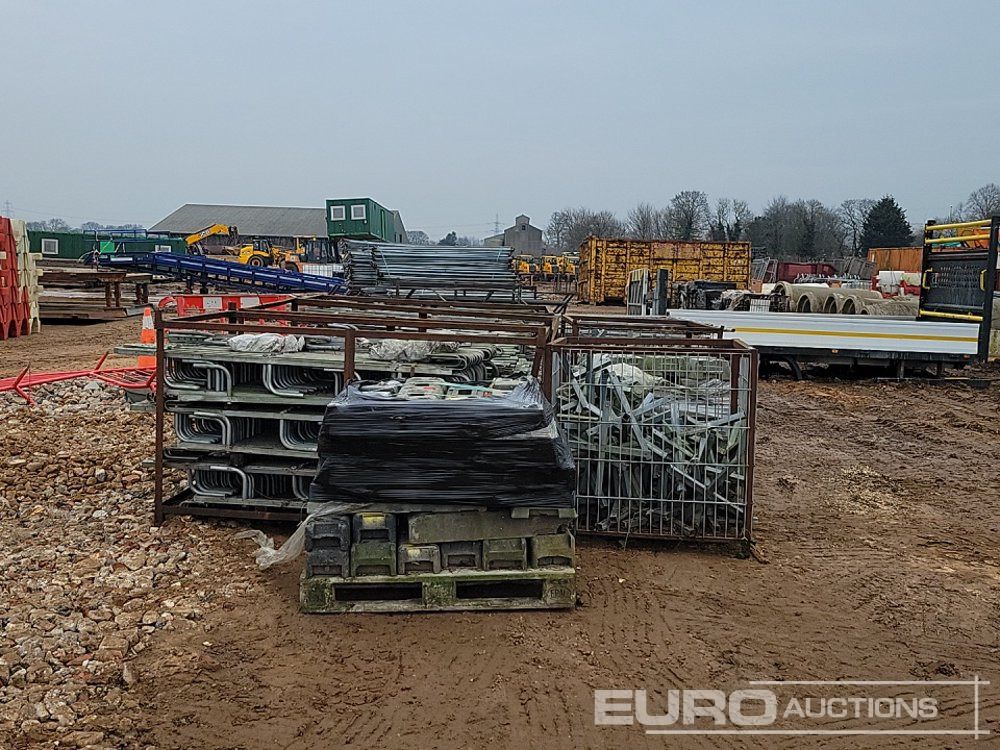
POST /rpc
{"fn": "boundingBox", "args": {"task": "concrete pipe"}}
[839,289,882,302]
[800,286,836,313]
[823,293,840,314]
[859,299,920,316]
[774,282,830,312]
[839,295,861,315]
[796,290,819,312]
[833,288,882,314]
[772,281,797,309]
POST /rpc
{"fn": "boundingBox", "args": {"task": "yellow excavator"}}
[184,224,303,271]
[513,254,539,275]
[185,224,237,252]
[541,255,562,279]
[561,254,578,276]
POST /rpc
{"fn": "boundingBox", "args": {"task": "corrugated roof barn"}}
[150,204,328,238]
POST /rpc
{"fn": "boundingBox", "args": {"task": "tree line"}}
[545,184,1000,259]
[405,230,482,247]
[25,218,146,232]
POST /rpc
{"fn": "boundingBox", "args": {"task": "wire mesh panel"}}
[550,338,757,542]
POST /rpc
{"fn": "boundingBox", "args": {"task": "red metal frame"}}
[151,301,556,524]
[0,352,155,404]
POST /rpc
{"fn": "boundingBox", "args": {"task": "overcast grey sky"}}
[2,0,997,235]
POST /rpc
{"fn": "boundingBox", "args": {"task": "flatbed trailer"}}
[662,217,1000,377]
[667,309,985,376]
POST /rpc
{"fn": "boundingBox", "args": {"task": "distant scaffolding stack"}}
[0,217,43,340]
[342,240,522,301]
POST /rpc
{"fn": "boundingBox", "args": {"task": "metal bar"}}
[162,489,304,522]
[159,319,546,346]
[198,308,549,334]
[982,216,1000,357]
[924,233,991,245]
[154,308,166,526]
[924,218,990,232]
[917,309,983,321]
[744,348,758,542]
[343,329,356,381]
[301,294,559,317]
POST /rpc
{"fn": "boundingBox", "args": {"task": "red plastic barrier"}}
[0,216,31,339]
[159,293,292,316]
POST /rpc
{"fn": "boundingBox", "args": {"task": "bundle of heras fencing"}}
[342,240,518,298]
[310,377,575,508]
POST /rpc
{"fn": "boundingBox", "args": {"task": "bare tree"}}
[406,230,431,245]
[546,207,626,253]
[748,197,791,257]
[963,184,1000,219]
[585,209,626,239]
[709,198,731,241]
[837,198,876,256]
[668,190,711,240]
[79,221,145,232]
[802,199,846,257]
[626,202,671,240]
[709,198,753,241]
[544,209,574,252]
[25,217,72,232]
[748,197,846,259]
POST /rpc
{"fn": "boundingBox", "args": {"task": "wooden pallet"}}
[300,567,576,613]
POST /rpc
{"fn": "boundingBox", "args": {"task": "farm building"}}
[484,214,544,256]
[149,203,332,257]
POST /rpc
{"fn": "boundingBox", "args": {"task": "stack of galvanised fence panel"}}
[160,343,526,517]
[577,237,751,305]
[0,217,43,340]
[342,240,521,300]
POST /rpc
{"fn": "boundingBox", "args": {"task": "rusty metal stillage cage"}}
[150,296,558,524]
[548,337,757,542]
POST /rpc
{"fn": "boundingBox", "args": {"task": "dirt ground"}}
[0,319,141,378]
[4,319,1000,749]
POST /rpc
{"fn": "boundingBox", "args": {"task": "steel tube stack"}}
[343,240,521,300]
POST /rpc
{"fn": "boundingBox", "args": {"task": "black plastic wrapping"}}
[310,378,575,508]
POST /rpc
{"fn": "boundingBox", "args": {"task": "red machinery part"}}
[0,352,155,405]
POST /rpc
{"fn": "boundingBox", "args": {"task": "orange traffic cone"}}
[138,307,156,368]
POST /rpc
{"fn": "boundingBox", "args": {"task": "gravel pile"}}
[0,381,259,749]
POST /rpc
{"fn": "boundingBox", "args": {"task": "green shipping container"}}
[28,230,187,260]
[326,198,406,243]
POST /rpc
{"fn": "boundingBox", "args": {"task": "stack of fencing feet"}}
[0,217,42,340]
[161,344,529,517]
[301,377,578,613]
[142,297,554,524]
